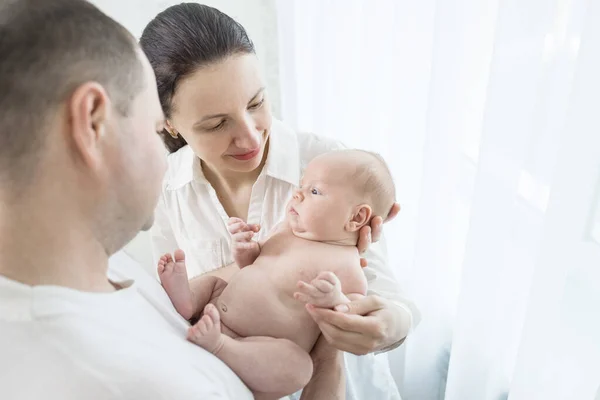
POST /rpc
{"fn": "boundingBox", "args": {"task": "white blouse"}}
[149,119,420,399]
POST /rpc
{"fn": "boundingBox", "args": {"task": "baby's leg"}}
[158,250,223,320]
[293,271,350,309]
[188,304,313,397]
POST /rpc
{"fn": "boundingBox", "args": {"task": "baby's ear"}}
[345,204,373,232]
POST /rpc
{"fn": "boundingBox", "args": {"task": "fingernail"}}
[335,304,349,313]
[367,233,372,242]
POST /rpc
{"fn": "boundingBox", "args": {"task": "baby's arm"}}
[228,218,288,268]
[228,218,261,268]
[294,252,368,309]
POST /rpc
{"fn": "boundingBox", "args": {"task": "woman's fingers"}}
[316,318,373,355]
[384,203,401,223]
[369,216,384,244]
[356,225,371,254]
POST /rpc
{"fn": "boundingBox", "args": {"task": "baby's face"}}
[286,155,359,242]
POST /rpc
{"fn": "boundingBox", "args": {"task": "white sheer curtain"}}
[276,0,600,399]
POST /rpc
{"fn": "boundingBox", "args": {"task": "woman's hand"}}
[300,334,345,400]
[357,203,400,254]
[305,294,411,355]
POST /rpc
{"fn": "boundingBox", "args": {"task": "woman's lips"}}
[230,147,260,161]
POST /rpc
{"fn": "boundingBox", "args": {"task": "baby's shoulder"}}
[326,246,367,295]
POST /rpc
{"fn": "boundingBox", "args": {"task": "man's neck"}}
[0,200,115,292]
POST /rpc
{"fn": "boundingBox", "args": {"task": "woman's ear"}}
[345,204,373,232]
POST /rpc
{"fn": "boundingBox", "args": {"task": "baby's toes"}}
[199,315,212,335]
[188,323,202,340]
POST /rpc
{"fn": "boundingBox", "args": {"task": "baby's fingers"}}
[296,281,322,298]
[312,279,334,293]
[232,231,254,243]
[228,221,260,235]
[233,241,257,250]
[293,292,313,304]
[227,217,244,226]
[316,271,340,287]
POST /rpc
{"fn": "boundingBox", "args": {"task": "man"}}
[0,0,252,398]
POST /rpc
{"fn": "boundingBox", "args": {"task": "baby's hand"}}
[294,272,349,309]
[227,217,261,268]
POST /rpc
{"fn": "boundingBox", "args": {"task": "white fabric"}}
[0,252,252,400]
[150,118,419,399]
[276,0,600,399]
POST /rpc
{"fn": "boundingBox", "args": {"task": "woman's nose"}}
[234,118,261,149]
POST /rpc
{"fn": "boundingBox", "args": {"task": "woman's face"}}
[168,54,272,175]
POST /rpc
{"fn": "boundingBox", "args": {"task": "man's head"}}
[0,0,166,254]
[286,149,396,242]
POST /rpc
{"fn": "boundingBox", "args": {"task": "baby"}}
[158,149,396,399]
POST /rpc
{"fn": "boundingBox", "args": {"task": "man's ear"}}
[345,204,373,232]
[67,82,110,170]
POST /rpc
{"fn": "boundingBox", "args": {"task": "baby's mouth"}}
[289,206,299,216]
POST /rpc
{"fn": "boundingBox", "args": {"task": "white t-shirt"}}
[0,252,252,400]
[150,119,420,399]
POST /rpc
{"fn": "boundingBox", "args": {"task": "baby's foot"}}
[294,271,348,309]
[187,304,225,354]
[158,249,195,320]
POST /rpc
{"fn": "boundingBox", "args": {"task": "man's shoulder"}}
[0,325,119,399]
[0,321,239,400]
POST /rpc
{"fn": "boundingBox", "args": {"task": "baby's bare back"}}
[215,228,359,352]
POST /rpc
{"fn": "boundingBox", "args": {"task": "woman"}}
[140,3,419,399]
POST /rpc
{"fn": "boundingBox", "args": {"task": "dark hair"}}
[139,3,255,153]
[0,0,144,184]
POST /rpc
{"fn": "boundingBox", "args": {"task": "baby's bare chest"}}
[255,231,341,284]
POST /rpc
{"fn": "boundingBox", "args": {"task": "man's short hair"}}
[0,0,144,184]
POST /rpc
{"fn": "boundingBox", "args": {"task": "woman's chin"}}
[225,158,262,173]
[224,149,266,173]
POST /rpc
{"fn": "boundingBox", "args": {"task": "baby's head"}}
[286,149,396,244]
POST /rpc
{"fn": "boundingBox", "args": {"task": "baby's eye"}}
[311,188,321,195]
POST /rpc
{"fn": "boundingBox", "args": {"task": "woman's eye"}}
[248,98,265,110]
[206,120,226,131]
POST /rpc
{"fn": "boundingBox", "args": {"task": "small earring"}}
[168,129,178,139]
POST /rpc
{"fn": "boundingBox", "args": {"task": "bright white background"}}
[95,1,600,399]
